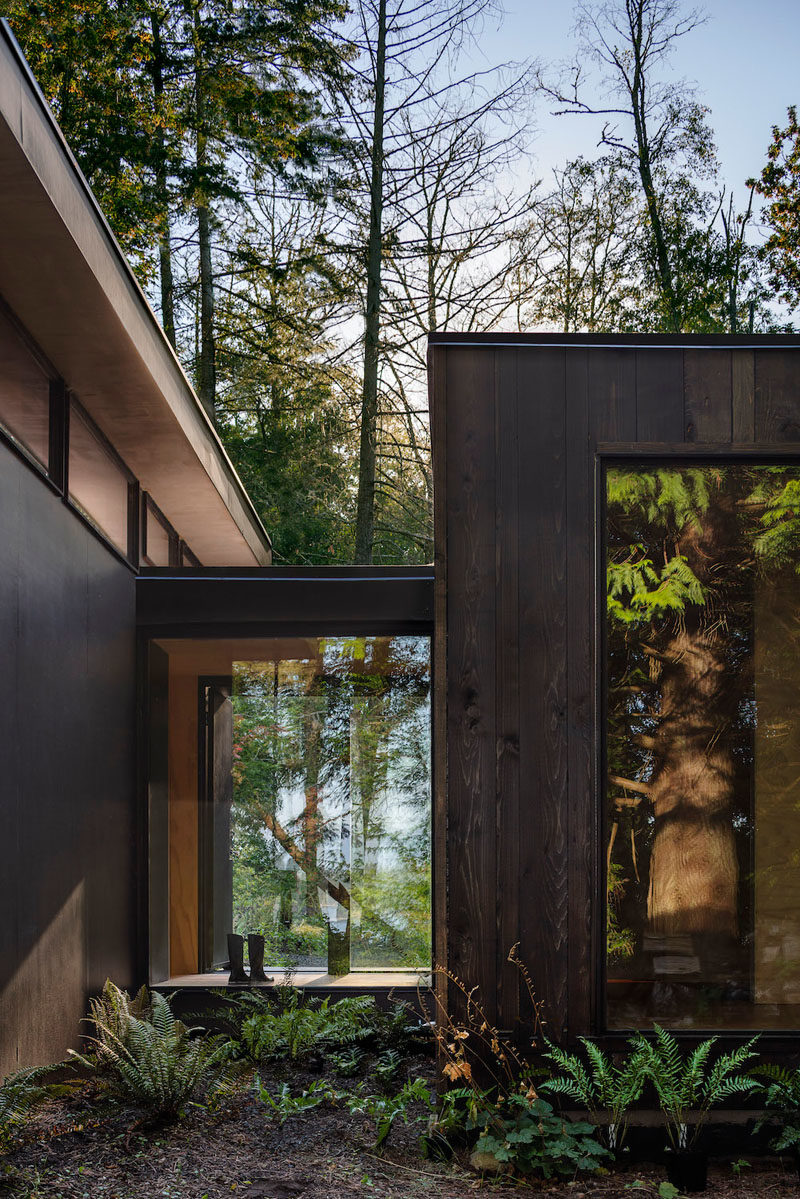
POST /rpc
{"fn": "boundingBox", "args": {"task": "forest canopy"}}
[1,0,797,563]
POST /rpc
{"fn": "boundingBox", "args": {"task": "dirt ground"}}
[2,1062,798,1199]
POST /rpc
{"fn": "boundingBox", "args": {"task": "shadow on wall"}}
[0,882,86,1076]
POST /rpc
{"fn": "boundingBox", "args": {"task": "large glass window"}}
[606,462,800,1030]
[0,305,50,468]
[200,635,431,977]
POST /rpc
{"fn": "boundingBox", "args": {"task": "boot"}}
[247,934,273,984]
[227,933,248,984]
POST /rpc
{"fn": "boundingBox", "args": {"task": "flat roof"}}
[429,332,800,348]
[0,21,271,566]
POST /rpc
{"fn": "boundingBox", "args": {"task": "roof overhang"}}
[0,22,271,566]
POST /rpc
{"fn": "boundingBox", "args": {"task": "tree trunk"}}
[191,0,215,419]
[627,1,681,332]
[646,500,740,944]
[197,203,216,417]
[302,707,323,921]
[149,10,176,347]
[646,624,738,938]
[353,0,387,564]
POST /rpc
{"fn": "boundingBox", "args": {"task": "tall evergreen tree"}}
[750,106,800,312]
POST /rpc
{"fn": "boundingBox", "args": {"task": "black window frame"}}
[141,491,180,568]
[0,293,64,488]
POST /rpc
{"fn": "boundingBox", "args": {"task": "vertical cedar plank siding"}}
[431,336,800,1043]
[0,442,136,1075]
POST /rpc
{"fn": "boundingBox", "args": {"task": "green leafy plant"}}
[540,1036,648,1152]
[421,1085,489,1159]
[475,1094,611,1179]
[327,1047,365,1077]
[68,981,233,1118]
[254,1078,341,1125]
[0,1066,54,1153]
[373,1049,403,1085]
[630,1025,759,1150]
[369,1001,433,1054]
[752,1062,800,1153]
[214,989,379,1064]
[347,1077,434,1149]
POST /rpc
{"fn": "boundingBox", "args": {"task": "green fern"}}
[232,992,379,1064]
[631,1026,759,1150]
[751,1062,800,1152]
[69,981,233,1118]
[540,1037,647,1151]
[0,1066,54,1153]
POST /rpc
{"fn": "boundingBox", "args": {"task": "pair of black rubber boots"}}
[227,933,273,984]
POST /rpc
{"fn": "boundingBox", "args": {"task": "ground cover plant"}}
[1,976,799,1197]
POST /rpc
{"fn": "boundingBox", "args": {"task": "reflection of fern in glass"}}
[607,862,634,960]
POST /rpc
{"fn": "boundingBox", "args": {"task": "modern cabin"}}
[4,17,800,1079]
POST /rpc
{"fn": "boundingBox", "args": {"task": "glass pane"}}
[230,636,431,974]
[0,307,50,466]
[606,463,800,1030]
[68,406,130,554]
[145,504,171,566]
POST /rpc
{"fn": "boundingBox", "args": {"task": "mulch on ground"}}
[2,1061,798,1199]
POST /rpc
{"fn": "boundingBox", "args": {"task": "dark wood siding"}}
[0,443,136,1074]
[431,335,800,1042]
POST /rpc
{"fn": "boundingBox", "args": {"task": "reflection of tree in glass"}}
[230,637,431,969]
[607,466,800,1000]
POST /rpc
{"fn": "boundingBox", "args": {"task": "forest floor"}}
[1,1060,798,1199]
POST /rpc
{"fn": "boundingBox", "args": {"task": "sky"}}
[475,0,799,207]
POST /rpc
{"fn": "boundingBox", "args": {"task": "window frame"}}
[0,294,64,487]
[141,491,180,568]
[137,573,436,993]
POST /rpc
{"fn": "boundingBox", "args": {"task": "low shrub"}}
[753,1062,800,1154]
[254,1077,342,1125]
[347,1077,435,1149]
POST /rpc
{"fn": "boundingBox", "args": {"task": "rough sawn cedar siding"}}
[429,332,800,1042]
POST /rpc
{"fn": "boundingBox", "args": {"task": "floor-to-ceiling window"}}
[153,631,432,984]
[605,461,800,1030]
